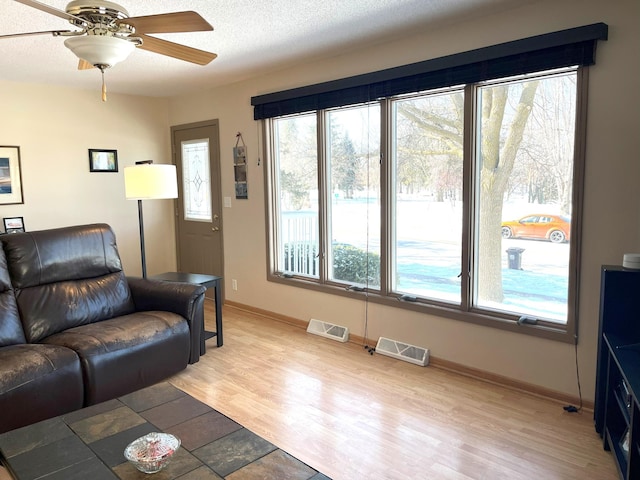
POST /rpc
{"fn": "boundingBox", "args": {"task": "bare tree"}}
[396,92,464,199]
[330,130,360,199]
[476,81,539,302]
[396,82,539,302]
[276,116,318,210]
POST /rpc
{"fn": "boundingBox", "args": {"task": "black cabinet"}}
[595,266,640,479]
[602,333,640,479]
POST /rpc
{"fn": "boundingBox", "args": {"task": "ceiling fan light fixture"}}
[64,35,135,68]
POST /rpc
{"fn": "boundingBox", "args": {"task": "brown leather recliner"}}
[0,224,206,433]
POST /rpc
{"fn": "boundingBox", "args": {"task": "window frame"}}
[264,65,588,343]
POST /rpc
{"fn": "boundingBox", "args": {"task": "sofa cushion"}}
[14,275,135,343]
[0,344,84,434]
[2,223,125,287]
[42,311,190,405]
[1,224,136,343]
[0,247,25,347]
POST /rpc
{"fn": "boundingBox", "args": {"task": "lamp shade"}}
[64,35,135,67]
[124,164,178,200]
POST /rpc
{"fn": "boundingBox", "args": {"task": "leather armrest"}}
[127,277,206,364]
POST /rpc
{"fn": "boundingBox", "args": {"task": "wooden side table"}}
[150,272,223,351]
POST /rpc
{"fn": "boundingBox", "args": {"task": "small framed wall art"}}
[233,145,248,199]
[89,149,118,172]
[3,216,25,234]
[233,132,248,199]
[0,145,24,205]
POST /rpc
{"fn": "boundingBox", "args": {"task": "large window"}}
[258,24,607,340]
[266,68,583,339]
[327,105,381,287]
[391,89,464,303]
[473,72,577,324]
[273,114,318,277]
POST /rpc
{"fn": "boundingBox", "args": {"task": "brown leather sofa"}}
[0,223,206,434]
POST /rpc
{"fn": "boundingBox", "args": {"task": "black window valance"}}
[251,22,608,120]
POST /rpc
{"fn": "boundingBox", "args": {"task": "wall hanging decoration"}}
[3,216,25,233]
[233,133,248,199]
[89,149,118,172]
[0,146,24,205]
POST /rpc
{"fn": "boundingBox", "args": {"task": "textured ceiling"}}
[0,0,519,97]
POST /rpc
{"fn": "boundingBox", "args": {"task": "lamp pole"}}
[134,160,153,278]
[137,198,147,278]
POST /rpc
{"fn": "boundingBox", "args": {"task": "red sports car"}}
[501,214,571,243]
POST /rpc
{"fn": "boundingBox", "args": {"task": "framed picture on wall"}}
[233,145,248,199]
[3,216,25,234]
[0,145,24,205]
[89,149,118,172]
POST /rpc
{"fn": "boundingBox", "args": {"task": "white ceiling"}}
[0,0,519,98]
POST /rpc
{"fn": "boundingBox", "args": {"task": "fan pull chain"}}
[101,68,107,102]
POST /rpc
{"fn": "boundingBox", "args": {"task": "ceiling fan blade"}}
[78,59,94,70]
[0,29,71,39]
[14,0,89,25]
[137,34,217,65]
[118,11,213,34]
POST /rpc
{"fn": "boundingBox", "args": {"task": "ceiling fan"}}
[1,0,217,100]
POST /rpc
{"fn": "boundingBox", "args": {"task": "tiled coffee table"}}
[0,383,329,480]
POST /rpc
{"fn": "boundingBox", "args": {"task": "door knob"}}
[212,227,219,231]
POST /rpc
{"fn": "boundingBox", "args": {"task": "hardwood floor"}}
[169,303,617,480]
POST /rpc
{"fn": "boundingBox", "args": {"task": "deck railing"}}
[281,211,319,276]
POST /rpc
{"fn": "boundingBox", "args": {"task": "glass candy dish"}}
[124,432,180,474]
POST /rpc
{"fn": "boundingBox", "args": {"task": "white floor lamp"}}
[124,161,178,278]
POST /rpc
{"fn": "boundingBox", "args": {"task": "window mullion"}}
[379,99,392,297]
[461,84,476,311]
[317,110,329,283]
[564,66,589,340]
[265,118,281,275]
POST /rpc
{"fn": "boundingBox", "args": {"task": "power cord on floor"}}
[360,106,375,358]
[563,336,583,413]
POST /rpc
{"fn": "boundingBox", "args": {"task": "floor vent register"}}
[306,319,350,342]
[375,337,429,366]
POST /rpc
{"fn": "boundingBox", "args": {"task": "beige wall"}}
[0,81,176,277]
[168,0,640,400]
